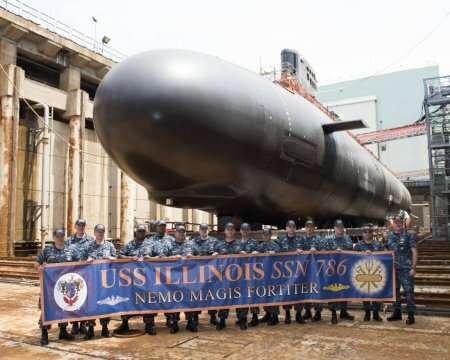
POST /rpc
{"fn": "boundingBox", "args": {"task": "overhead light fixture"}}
[101,36,111,45]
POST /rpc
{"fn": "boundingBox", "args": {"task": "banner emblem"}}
[352,259,386,293]
[54,273,87,311]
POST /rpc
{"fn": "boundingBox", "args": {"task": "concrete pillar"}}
[192,209,201,231]
[60,66,81,92]
[120,172,135,245]
[65,89,83,234]
[0,65,23,256]
[0,39,17,65]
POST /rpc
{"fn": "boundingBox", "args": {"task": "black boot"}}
[40,329,49,346]
[210,313,218,326]
[239,318,247,330]
[216,317,226,331]
[373,311,383,322]
[387,309,402,321]
[340,310,354,320]
[259,312,270,323]
[84,326,94,340]
[145,321,157,335]
[268,313,279,326]
[70,322,80,335]
[186,318,198,333]
[101,325,112,338]
[303,308,312,320]
[364,310,371,321]
[406,312,415,325]
[284,311,291,324]
[113,320,129,334]
[331,310,338,324]
[296,311,305,324]
[58,327,75,341]
[193,313,199,327]
[311,311,322,322]
[165,315,172,327]
[248,313,259,327]
[79,322,87,334]
[170,321,179,334]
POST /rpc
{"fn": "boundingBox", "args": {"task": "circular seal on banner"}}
[351,258,387,294]
[53,272,88,312]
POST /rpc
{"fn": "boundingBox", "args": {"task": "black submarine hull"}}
[93,49,411,224]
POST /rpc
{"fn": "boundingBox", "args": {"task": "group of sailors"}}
[35,217,417,346]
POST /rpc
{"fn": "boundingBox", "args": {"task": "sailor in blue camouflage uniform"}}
[191,223,220,326]
[278,220,307,324]
[165,225,199,334]
[148,220,175,256]
[238,223,260,327]
[302,220,324,323]
[148,220,175,326]
[324,219,355,324]
[212,223,244,330]
[258,228,281,326]
[114,224,160,335]
[84,224,117,340]
[64,218,94,336]
[354,224,384,322]
[35,228,75,346]
[385,215,418,325]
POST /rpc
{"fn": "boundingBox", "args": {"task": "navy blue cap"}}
[53,228,65,237]
[136,224,146,232]
[286,220,296,228]
[362,225,373,232]
[225,223,235,229]
[199,223,208,230]
[334,219,344,227]
[176,225,186,232]
[94,224,106,232]
[156,220,166,226]
[75,218,86,225]
[305,220,315,226]
[241,223,251,230]
[262,228,272,234]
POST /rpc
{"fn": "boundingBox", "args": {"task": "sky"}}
[18,0,450,85]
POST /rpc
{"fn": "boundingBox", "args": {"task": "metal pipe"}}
[67,115,81,235]
[33,103,50,249]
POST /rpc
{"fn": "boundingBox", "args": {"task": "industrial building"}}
[0,3,215,257]
[317,66,440,229]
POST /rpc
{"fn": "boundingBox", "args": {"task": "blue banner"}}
[41,251,395,325]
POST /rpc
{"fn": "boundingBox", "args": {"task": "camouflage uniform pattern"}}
[240,237,260,315]
[303,234,324,312]
[259,241,281,315]
[279,234,305,311]
[215,240,245,319]
[354,239,384,311]
[191,236,218,255]
[36,244,73,330]
[166,239,199,322]
[65,233,94,261]
[149,233,175,256]
[385,230,416,311]
[119,239,159,323]
[325,234,354,311]
[191,235,219,317]
[85,241,116,326]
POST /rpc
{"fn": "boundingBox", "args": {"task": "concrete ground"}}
[0,282,449,360]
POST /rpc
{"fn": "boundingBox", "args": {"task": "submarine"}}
[93,49,412,226]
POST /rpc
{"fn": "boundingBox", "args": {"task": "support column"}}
[65,89,82,234]
[0,64,23,256]
[120,172,135,245]
[192,209,201,231]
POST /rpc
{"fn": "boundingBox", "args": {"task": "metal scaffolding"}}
[424,75,450,240]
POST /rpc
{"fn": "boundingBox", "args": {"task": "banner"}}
[41,251,395,325]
